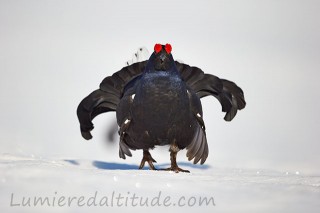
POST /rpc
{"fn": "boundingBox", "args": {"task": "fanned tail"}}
[175,61,246,121]
[76,89,119,140]
[77,61,147,139]
[77,59,245,140]
[220,79,246,121]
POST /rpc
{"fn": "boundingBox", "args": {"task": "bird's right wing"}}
[175,62,246,121]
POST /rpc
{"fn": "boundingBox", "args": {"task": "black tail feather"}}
[100,61,147,94]
[175,61,246,121]
[77,61,147,139]
[221,79,246,110]
[77,89,119,140]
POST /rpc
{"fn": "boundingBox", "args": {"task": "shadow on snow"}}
[64,160,210,170]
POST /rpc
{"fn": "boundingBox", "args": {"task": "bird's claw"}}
[160,166,190,173]
[139,151,157,170]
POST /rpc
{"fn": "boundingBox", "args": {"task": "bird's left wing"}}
[185,89,209,165]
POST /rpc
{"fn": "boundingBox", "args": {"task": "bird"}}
[77,43,246,173]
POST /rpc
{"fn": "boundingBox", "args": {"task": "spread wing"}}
[175,61,246,121]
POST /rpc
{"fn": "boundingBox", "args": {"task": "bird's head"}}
[150,43,174,71]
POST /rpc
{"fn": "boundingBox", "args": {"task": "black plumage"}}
[77,44,246,172]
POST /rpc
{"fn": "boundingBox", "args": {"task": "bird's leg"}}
[162,144,190,173]
[139,150,157,170]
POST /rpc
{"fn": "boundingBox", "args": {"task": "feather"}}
[175,61,246,121]
[100,61,147,93]
[193,130,206,164]
[200,142,209,165]
[176,63,205,86]
[221,79,246,110]
[186,123,208,165]
[77,61,147,139]
[99,77,121,95]
[186,127,201,161]
[77,89,119,139]
[119,140,132,159]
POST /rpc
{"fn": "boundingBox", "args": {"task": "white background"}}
[1,0,320,174]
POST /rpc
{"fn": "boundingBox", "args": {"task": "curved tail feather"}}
[77,61,147,139]
[219,79,246,121]
[99,61,147,94]
[175,61,246,121]
[76,89,118,140]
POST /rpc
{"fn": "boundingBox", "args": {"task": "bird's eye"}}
[165,43,172,54]
[154,44,162,53]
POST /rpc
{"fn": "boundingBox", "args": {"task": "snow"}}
[1,153,319,213]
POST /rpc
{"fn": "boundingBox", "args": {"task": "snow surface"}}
[1,153,319,213]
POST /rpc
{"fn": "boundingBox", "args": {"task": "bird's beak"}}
[160,54,166,63]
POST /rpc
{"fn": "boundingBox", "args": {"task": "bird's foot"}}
[139,150,157,170]
[160,166,190,173]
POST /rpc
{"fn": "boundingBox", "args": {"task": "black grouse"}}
[77,43,246,173]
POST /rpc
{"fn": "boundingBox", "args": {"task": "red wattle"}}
[165,43,172,54]
[154,44,162,53]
